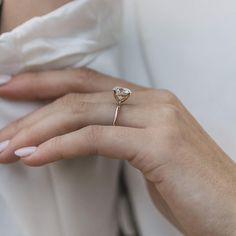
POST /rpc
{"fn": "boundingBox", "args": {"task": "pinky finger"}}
[17,125,145,166]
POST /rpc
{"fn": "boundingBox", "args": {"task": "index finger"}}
[0,68,145,100]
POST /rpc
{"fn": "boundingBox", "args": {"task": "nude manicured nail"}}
[15,147,37,158]
[0,140,10,153]
[0,75,12,85]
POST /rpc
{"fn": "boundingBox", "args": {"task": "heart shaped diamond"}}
[113,87,132,104]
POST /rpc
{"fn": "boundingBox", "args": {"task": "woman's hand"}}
[0,68,236,236]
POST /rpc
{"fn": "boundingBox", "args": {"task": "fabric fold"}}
[0,0,121,74]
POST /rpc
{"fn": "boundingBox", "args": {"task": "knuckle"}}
[31,72,42,85]
[142,89,179,105]
[60,93,78,105]
[159,89,178,104]
[51,136,61,149]
[84,125,103,155]
[13,126,33,143]
[86,125,102,142]
[75,68,99,88]
[59,93,77,109]
[72,101,90,114]
[8,118,23,132]
[23,72,44,91]
[158,104,180,122]
[161,89,177,100]
[50,136,64,159]
[115,127,132,140]
[152,105,183,147]
[79,68,99,78]
[58,93,90,114]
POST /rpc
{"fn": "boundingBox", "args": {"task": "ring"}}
[112,86,132,126]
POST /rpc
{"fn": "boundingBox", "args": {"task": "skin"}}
[0,68,235,235]
[0,0,71,32]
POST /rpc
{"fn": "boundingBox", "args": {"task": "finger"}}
[0,101,58,142]
[0,68,144,100]
[19,125,146,166]
[0,89,173,145]
[0,94,182,163]
[0,90,134,152]
[0,112,78,163]
[0,102,156,163]
[60,90,176,106]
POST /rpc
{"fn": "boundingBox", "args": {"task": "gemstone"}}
[113,86,132,104]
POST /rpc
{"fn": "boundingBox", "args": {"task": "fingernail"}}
[15,146,37,158]
[0,75,12,85]
[0,140,10,153]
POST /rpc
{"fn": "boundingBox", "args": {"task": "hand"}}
[0,68,236,236]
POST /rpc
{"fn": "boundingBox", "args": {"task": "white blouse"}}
[0,1,131,236]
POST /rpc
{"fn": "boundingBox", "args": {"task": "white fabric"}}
[0,1,124,236]
[0,0,120,122]
[1,0,236,236]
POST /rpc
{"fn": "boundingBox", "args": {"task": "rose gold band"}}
[113,104,121,126]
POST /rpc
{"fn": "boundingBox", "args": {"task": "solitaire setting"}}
[113,87,132,105]
[112,86,132,126]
